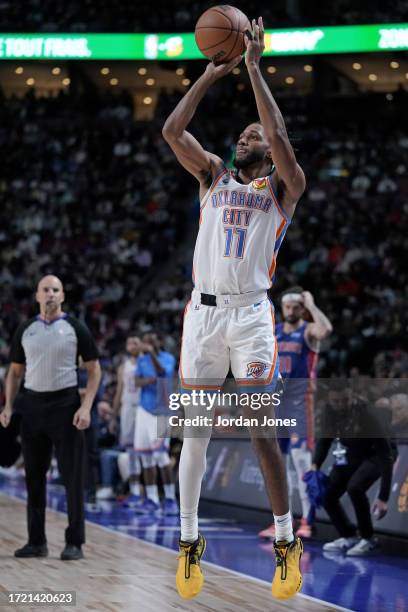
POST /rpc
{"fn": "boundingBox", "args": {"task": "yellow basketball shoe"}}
[176,533,206,599]
[271,536,303,599]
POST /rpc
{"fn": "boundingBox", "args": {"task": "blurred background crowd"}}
[0,0,406,31]
[1,82,407,400]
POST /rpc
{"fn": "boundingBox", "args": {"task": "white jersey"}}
[193,168,290,295]
[121,357,140,407]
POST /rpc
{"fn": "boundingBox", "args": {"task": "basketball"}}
[195,5,251,64]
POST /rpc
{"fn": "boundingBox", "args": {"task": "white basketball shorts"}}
[134,406,170,455]
[120,402,137,447]
[179,295,280,392]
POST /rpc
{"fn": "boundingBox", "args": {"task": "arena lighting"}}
[100,67,110,75]
[138,67,147,75]
[352,62,362,69]
[15,66,23,74]
[25,77,34,85]
[368,73,378,81]
[109,77,118,85]
[267,66,277,74]
[232,67,240,75]
[0,24,407,60]
[175,67,184,75]
[143,96,152,104]
[390,60,399,68]
[145,77,155,85]
[285,76,295,84]
[52,66,61,75]
[62,77,70,85]
[181,78,190,86]
[303,64,313,72]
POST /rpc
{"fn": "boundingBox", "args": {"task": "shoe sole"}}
[15,552,48,558]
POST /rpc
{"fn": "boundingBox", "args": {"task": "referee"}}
[0,275,101,560]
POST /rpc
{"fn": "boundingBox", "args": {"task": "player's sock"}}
[179,436,210,543]
[164,483,176,500]
[180,510,198,543]
[274,511,294,543]
[145,485,160,504]
[130,482,141,496]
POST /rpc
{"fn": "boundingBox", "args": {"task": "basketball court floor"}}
[0,477,406,611]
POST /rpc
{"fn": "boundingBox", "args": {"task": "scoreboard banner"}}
[0,24,407,60]
[202,439,408,538]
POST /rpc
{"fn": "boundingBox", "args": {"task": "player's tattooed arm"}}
[245,17,305,214]
[162,58,240,185]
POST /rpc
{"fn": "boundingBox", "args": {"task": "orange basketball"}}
[195,5,251,64]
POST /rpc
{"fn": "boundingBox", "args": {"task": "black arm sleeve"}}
[66,316,99,362]
[9,321,31,364]
[312,438,333,469]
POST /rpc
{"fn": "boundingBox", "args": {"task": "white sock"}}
[146,484,159,504]
[180,510,198,543]
[274,511,294,543]
[164,483,176,500]
[179,436,210,543]
[130,482,141,496]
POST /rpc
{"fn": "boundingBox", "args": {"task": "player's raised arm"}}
[162,57,241,186]
[302,291,333,342]
[245,17,305,214]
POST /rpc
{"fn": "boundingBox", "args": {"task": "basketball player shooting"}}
[163,17,305,601]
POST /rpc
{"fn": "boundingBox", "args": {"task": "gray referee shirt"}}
[9,314,99,392]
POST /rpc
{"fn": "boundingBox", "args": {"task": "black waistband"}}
[200,293,217,306]
[23,386,79,398]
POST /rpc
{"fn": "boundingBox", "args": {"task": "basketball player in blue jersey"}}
[259,287,332,541]
[163,17,305,600]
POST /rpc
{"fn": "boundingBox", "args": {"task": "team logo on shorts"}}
[252,178,266,191]
[247,361,268,378]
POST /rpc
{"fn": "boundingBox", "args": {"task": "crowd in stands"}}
[0,0,406,32]
[0,87,190,371]
[0,75,407,403]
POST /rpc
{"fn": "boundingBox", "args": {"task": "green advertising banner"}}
[0,24,407,60]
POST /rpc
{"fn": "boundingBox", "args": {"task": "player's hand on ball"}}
[244,17,265,67]
[205,55,242,80]
[73,405,91,430]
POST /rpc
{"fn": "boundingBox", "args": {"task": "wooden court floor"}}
[0,494,345,612]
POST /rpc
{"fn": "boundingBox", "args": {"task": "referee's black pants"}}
[323,458,381,540]
[19,387,85,547]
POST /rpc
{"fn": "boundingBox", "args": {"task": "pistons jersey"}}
[277,321,318,403]
[193,167,290,294]
[276,321,318,446]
